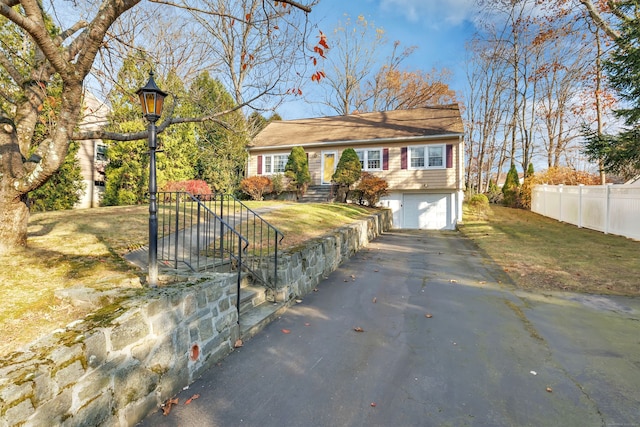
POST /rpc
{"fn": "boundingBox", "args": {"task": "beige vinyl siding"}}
[248,149,292,177]
[247,139,462,190]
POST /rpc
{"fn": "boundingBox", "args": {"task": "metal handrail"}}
[157,192,249,315]
[156,191,285,301]
[196,193,285,291]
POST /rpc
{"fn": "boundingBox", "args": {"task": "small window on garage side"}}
[409,145,445,170]
[428,146,444,167]
[355,148,383,171]
[409,147,425,168]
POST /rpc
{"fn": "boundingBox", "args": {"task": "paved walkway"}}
[138,230,640,427]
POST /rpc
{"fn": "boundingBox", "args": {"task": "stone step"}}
[239,300,290,341]
[239,284,267,313]
[300,186,333,203]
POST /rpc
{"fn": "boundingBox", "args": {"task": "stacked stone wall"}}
[0,209,392,426]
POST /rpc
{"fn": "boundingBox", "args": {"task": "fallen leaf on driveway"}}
[161,397,179,415]
[425,313,433,318]
[234,339,243,348]
[546,387,553,393]
[370,402,377,407]
[449,279,457,283]
[354,327,365,332]
[304,322,311,326]
[372,297,377,303]
[281,329,291,334]
[185,394,200,405]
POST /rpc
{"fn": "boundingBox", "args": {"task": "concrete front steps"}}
[238,283,289,341]
[299,185,333,203]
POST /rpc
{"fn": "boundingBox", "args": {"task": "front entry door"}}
[322,152,337,185]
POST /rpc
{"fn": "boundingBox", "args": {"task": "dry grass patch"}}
[459,205,640,296]
[258,203,376,249]
[1,202,376,356]
[1,206,149,356]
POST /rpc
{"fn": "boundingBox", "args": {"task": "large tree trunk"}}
[0,82,82,253]
[0,190,30,252]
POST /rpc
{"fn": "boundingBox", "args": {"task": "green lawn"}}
[459,204,640,296]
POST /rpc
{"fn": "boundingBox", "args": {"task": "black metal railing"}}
[157,191,284,292]
[157,192,249,313]
[195,193,285,291]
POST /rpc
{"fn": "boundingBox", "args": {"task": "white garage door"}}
[403,193,451,230]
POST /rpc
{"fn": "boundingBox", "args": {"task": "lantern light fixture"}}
[136,71,167,121]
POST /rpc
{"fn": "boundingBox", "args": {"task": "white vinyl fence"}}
[531,184,640,241]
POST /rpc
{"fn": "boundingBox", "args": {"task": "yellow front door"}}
[323,152,336,184]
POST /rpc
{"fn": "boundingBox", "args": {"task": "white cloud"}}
[380,0,476,27]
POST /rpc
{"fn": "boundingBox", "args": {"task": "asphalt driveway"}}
[139,230,640,427]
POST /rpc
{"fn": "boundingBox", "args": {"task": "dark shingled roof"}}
[250,105,464,150]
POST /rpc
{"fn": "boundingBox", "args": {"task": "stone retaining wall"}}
[0,209,391,427]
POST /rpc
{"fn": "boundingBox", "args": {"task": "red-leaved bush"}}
[240,176,272,201]
[355,172,388,206]
[163,180,213,196]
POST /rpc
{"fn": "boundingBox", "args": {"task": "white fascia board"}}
[249,133,465,152]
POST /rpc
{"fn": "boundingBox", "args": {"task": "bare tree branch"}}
[578,0,620,41]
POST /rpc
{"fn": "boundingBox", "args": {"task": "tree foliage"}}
[284,146,311,196]
[501,163,521,208]
[466,0,615,193]
[190,72,248,194]
[28,141,85,212]
[321,14,455,115]
[332,148,362,202]
[103,55,198,205]
[585,1,640,179]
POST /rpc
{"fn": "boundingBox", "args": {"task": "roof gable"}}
[251,105,463,150]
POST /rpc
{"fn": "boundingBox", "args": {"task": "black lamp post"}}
[136,71,167,287]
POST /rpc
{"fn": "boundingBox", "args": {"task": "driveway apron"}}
[138,230,640,427]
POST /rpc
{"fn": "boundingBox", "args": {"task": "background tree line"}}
[464,0,640,202]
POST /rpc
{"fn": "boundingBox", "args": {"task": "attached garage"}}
[381,192,461,230]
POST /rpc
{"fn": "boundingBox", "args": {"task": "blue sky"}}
[278,0,479,119]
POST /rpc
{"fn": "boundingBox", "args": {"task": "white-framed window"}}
[263,154,289,174]
[409,144,445,169]
[355,148,382,171]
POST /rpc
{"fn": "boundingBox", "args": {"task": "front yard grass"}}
[0,202,374,356]
[459,204,640,296]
